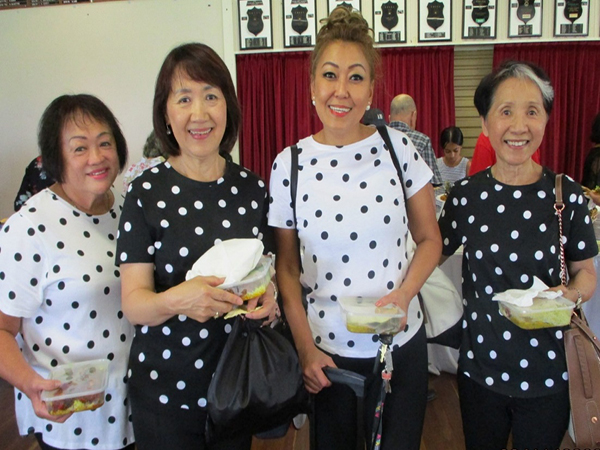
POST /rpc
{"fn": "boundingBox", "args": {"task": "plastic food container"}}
[41,359,109,416]
[498,296,575,330]
[220,255,272,301]
[339,297,405,334]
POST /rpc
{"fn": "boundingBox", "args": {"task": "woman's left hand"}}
[245,281,279,325]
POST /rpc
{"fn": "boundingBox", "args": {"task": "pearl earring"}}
[166,125,172,135]
[366,104,371,111]
[312,98,316,106]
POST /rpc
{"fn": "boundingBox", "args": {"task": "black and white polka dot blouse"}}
[116,159,272,412]
[0,189,134,449]
[269,128,432,358]
[439,168,598,398]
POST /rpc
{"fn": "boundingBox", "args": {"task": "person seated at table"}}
[436,126,470,186]
[121,130,168,192]
[439,60,597,450]
[14,155,54,212]
[0,94,135,450]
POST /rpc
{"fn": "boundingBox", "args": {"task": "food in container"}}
[498,296,575,330]
[339,297,405,334]
[41,359,109,416]
[220,255,272,301]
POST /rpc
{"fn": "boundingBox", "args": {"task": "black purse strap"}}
[290,145,299,228]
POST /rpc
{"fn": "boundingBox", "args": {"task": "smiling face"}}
[166,70,227,161]
[311,40,374,144]
[482,77,548,168]
[60,115,119,199]
[443,143,462,167]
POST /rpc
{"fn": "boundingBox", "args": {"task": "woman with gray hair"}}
[438,60,597,449]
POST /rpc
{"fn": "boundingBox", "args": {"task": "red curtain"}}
[236,46,455,182]
[493,43,600,181]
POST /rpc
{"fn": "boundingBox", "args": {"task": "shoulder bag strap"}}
[554,173,568,286]
[373,116,408,206]
[290,145,299,228]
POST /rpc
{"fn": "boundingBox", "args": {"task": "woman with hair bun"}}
[269,7,441,450]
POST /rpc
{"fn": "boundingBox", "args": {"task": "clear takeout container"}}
[339,297,405,334]
[41,359,109,416]
[220,255,272,301]
[498,296,575,330]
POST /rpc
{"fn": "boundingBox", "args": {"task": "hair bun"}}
[321,6,370,36]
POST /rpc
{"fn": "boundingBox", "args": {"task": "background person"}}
[116,43,278,450]
[581,112,600,193]
[121,130,168,192]
[436,126,470,186]
[389,93,443,186]
[439,60,597,450]
[269,7,441,450]
[13,156,54,212]
[0,94,134,450]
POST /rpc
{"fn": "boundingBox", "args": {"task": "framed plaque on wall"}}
[373,0,407,44]
[508,0,542,38]
[283,0,317,48]
[328,0,361,14]
[239,0,273,50]
[418,0,452,42]
[462,0,496,39]
[554,0,589,37]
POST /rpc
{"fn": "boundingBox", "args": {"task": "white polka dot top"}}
[116,159,273,412]
[269,128,433,358]
[0,189,135,449]
[439,168,598,398]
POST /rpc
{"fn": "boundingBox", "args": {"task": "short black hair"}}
[38,94,128,183]
[474,60,554,119]
[153,43,241,157]
[440,126,463,149]
[591,112,600,144]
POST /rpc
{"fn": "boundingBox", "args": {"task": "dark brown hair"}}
[153,43,241,157]
[311,6,380,83]
[38,94,128,184]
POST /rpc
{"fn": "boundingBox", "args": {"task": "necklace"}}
[52,184,112,215]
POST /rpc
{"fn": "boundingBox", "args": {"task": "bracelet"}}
[568,287,583,308]
[269,280,279,302]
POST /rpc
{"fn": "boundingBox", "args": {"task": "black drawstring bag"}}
[206,317,310,441]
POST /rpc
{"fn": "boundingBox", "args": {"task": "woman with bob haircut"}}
[436,126,470,186]
[116,43,278,450]
[0,94,135,450]
[439,60,597,449]
[269,7,441,450]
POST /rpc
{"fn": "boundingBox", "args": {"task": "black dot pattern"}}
[439,169,598,398]
[0,189,134,446]
[268,130,431,357]
[116,160,273,412]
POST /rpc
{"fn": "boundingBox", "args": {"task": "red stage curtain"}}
[236,46,455,182]
[493,43,600,181]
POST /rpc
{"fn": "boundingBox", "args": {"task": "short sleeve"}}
[388,127,433,199]
[563,176,598,261]
[0,213,46,318]
[268,148,295,230]
[116,183,156,265]
[438,180,465,256]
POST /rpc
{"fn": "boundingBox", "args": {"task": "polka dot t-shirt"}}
[116,159,272,412]
[439,168,598,398]
[269,128,433,358]
[0,189,134,450]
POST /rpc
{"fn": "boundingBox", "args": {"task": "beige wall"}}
[0,0,236,218]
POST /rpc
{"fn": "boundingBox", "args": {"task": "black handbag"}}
[206,317,310,440]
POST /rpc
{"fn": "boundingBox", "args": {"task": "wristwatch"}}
[569,287,583,308]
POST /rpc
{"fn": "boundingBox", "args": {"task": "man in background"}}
[389,94,443,187]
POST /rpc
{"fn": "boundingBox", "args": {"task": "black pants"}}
[458,372,570,450]
[313,325,428,450]
[130,403,252,450]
